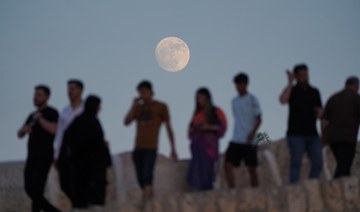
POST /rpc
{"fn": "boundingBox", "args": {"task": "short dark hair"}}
[233,73,249,84]
[137,80,153,92]
[345,76,359,86]
[35,85,51,97]
[67,79,84,90]
[293,64,308,74]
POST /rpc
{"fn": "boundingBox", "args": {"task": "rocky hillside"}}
[1,139,360,211]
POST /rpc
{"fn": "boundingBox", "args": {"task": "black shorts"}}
[225,142,258,167]
[132,149,157,189]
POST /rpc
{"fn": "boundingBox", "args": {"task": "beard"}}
[34,100,46,108]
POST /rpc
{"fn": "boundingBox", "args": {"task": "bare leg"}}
[248,166,259,187]
[224,162,235,189]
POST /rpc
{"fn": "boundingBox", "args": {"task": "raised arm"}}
[124,98,138,126]
[279,70,295,104]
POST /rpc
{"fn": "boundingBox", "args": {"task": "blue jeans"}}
[287,136,323,183]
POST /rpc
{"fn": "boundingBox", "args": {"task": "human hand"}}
[22,125,33,134]
[247,131,255,143]
[33,112,42,121]
[286,70,295,85]
[193,122,204,130]
[200,123,209,131]
[170,150,178,162]
[135,97,145,105]
[132,97,140,106]
[18,124,32,138]
[201,124,219,132]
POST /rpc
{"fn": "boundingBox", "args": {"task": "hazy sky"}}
[1,0,359,162]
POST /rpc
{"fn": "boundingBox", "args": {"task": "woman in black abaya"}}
[58,95,108,209]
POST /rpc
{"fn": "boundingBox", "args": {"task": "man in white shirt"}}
[54,79,84,162]
[52,80,84,203]
[224,73,262,188]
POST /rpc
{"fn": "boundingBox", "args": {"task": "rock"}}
[323,180,344,211]
[218,190,237,212]
[179,193,199,212]
[1,139,360,211]
[0,161,31,211]
[342,177,360,210]
[303,180,324,212]
[267,187,286,212]
[118,205,141,212]
[287,184,306,212]
[237,188,267,211]
[144,199,163,212]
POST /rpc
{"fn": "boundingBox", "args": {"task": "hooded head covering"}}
[84,95,101,116]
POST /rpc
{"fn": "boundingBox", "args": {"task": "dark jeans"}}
[24,157,60,212]
[330,141,357,179]
[287,136,323,183]
[132,149,157,189]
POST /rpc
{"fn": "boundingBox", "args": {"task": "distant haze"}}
[0,1,359,162]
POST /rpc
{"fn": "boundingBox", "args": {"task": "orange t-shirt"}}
[134,100,169,149]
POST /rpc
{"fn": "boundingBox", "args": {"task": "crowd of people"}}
[17,64,360,211]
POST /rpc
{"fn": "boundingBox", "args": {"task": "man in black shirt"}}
[323,76,360,178]
[18,85,60,212]
[280,64,323,183]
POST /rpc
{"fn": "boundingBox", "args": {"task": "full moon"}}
[155,36,190,72]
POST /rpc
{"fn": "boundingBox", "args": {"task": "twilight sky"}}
[0,0,359,162]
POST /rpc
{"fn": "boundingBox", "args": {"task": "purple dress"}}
[187,108,227,190]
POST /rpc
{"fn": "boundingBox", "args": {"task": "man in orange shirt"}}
[124,80,177,199]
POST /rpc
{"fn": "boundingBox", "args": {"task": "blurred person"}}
[124,80,178,200]
[17,85,60,212]
[54,79,84,197]
[187,87,227,191]
[58,95,108,210]
[279,64,323,183]
[224,73,262,188]
[322,76,360,178]
[54,79,84,162]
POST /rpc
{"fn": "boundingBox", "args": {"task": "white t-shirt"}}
[53,103,84,160]
[231,93,261,144]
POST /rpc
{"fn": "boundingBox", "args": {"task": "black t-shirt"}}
[287,84,322,136]
[323,89,360,143]
[24,106,59,159]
